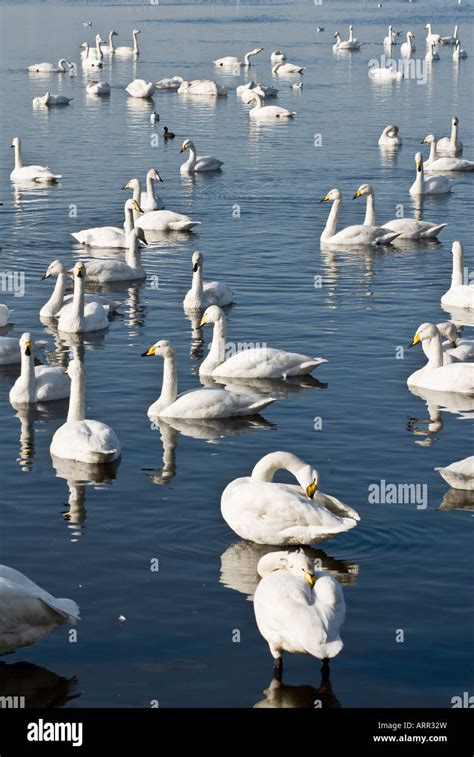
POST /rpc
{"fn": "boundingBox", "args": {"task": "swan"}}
[100,30,118,54]
[177,79,227,97]
[353,184,446,240]
[400,31,416,56]
[369,66,403,82]
[253,550,346,677]
[199,305,326,378]
[378,125,402,147]
[27,59,71,73]
[422,135,474,171]
[123,170,164,211]
[440,25,459,45]
[142,339,276,419]
[214,48,264,67]
[9,333,70,405]
[436,116,463,156]
[32,92,72,107]
[40,259,119,318]
[435,457,474,490]
[57,263,109,334]
[333,27,361,51]
[134,203,200,234]
[248,92,295,120]
[272,62,304,74]
[80,34,104,60]
[155,76,184,91]
[10,137,61,183]
[0,304,13,326]
[409,152,454,196]
[50,358,121,464]
[426,43,440,61]
[0,337,21,365]
[85,228,148,283]
[221,451,360,545]
[0,564,79,655]
[425,23,442,46]
[441,241,474,310]
[180,139,223,174]
[408,323,474,393]
[453,40,468,60]
[183,252,233,310]
[114,29,140,56]
[320,188,399,246]
[270,50,286,64]
[126,79,156,99]
[436,322,474,361]
[236,81,278,101]
[86,81,110,95]
[383,25,398,46]
[79,44,102,69]
[71,198,141,248]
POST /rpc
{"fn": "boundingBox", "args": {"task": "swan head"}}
[452,116,459,126]
[133,29,141,35]
[451,240,463,260]
[148,168,163,183]
[295,463,319,499]
[383,124,399,137]
[353,183,373,199]
[320,188,342,203]
[285,550,317,588]
[42,259,66,279]
[180,139,194,154]
[410,322,439,348]
[200,305,224,327]
[415,152,423,171]
[407,31,415,39]
[437,321,459,347]
[11,137,20,149]
[123,178,140,191]
[142,339,175,359]
[248,47,264,56]
[19,332,33,357]
[124,198,143,215]
[96,34,105,44]
[73,261,86,280]
[110,30,118,36]
[421,134,436,145]
[192,250,203,272]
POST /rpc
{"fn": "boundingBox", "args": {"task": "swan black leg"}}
[273,656,283,682]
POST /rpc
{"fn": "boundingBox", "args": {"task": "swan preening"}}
[85,228,148,283]
[156,76,184,91]
[183,251,233,310]
[27,59,72,73]
[126,79,156,99]
[441,241,474,311]
[86,81,110,96]
[10,137,61,183]
[199,306,326,378]
[333,26,361,51]
[253,550,346,676]
[214,48,263,67]
[270,50,286,64]
[57,262,110,334]
[32,92,72,107]
[142,340,275,419]
[71,198,141,247]
[248,92,295,120]
[221,451,360,545]
[180,139,223,173]
[408,323,474,393]
[9,333,70,405]
[0,565,80,655]
[50,358,121,464]
[421,135,474,172]
[353,184,446,240]
[320,188,400,246]
[177,79,227,97]
[123,169,165,211]
[378,125,402,147]
[40,259,118,318]
[436,116,463,156]
[409,152,454,196]
[435,457,474,490]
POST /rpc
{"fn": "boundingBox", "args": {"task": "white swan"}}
[440,25,459,45]
[100,30,118,54]
[199,305,326,378]
[253,550,346,674]
[50,358,121,464]
[123,169,164,211]
[142,340,276,419]
[436,116,463,156]
[126,79,155,99]
[422,135,474,172]
[10,137,61,183]
[408,323,474,393]
[353,184,446,240]
[214,48,263,67]
[114,29,140,56]
[27,59,71,73]
[221,451,360,545]
[369,65,403,81]
[180,139,223,174]
[177,79,227,97]
[320,188,399,246]
[248,91,295,120]
[271,49,286,63]
[378,125,402,147]
[57,263,109,334]
[0,304,13,327]
[85,228,147,283]
[333,26,361,51]
[134,204,200,234]
[0,337,20,365]
[80,34,104,60]
[453,40,468,60]
[425,23,442,46]
[441,241,474,310]
[71,198,140,248]
[155,76,184,91]
[0,564,79,655]
[272,62,304,74]
[383,25,398,46]
[435,457,474,490]
[400,31,416,56]
[436,322,474,362]
[425,43,440,61]
[9,333,70,405]
[86,81,110,96]
[80,46,102,69]
[183,252,233,310]
[236,81,278,101]
[40,259,119,318]
[409,152,454,195]
[32,92,72,107]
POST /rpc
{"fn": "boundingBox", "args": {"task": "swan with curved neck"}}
[57,262,109,333]
[179,139,223,173]
[378,125,401,147]
[441,241,474,310]
[10,137,61,183]
[183,251,233,310]
[9,332,70,405]
[408,322,474,392]
[27,58,71,73]
[214,48,263,67]
[320,188,399,245]
[353,183,446,239]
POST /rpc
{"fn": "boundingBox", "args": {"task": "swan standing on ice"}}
[114,29,141,56]
[221,451,360,544]
[353,184,446,240]
[183,252,233,310]
[57,263,110,334]
[84,228,148,283]
[0,565,80,655]
[436,116,463,156]
[123,169,165,211]
[40,259,118,318]
[214,47,263,67]
[272,61,304,74]
[10,137,61,183]
[141,340,276,419]
[253,550,346,678]
[409,153,454,195]
[408,323,474,393]
[378,125,402,147]
[435,457,474,490]
[50,358,121,464]
[9,333,70,405]
[177,79,227,97]
[421,135,474,171]
[199,305,326,378]
[441,241,474,311]
[400,31,416,56]
[320,188,399,246]
[180,139,223,173]
[71,198,141,248]
[27,59,71,73]
[248,92,295,120]
[126,79,155,99]
[32,92,73,107]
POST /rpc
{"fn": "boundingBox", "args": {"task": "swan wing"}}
[161,387,274,419]
[213,347,326,379]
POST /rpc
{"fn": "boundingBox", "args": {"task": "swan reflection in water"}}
[0,660,80,708]
[254,664,341,709]
[10,401,69,471]
[438,487,474,511]
[407,390,474,447]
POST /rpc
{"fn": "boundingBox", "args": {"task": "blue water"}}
[0,0,473,708]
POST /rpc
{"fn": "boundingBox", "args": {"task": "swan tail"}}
[170,221,201,231]
[422,223,447,238]
[246,397,276,414]
[70,232,84,244]
[41,596,81,623]
[377,231,400,244]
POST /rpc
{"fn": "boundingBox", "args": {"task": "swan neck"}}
[428,139,437,163]
[200,315,226,373]
[71,273,85,329]
[251,451,306,483]
[159,353,178,407]
[451,121,458,147]
[109,31,115,49]
[451,248,463,287]
[67,363,86,422]
[124,204,135,235]
[19,348,36,402]
[14,141,22,169]
[322,198,340,240]
[191,265,203,300]
[364,193,376,226]
[46,271,67,315]
[425,334,443,370]
[146,174,156,202]
[133,32,139,54]
[125,236,141,269]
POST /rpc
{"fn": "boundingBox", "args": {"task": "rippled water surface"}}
[0,0,473,708]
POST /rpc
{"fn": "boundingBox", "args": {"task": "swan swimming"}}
[142,340,276,419]
[0,337,21,366]
[86,81,110,96]
[272,62,304,75]
[400,31,416,56]
[114,29,141,56]
[40,259,119,318]
[155,76,184,91]
[320,188,399,246]
[425,43,440,61]
[440,25,459,45]
[80,34,104,60]
[126,79,156,99]
[353,184,446,239]
[9,333,70,405]
[85,228,148,283]
[435,457,474,490]
[441,241,474,311]
[378,125,402,147]
[214,48,263,67]
[453,40,468,60]
[248,91,295,120]
[180,139,223,173]
[100,30,118,54]
[333,26,361,51]
[221,451,360,545]
[27,59,71,73]
[409,152,454,196]
[422,135,474,172]
[123,169,165,212]
[408,323,474,393]
[177,79,227,97]
[436,116,463,156]
[0,304,13,327]
[425,23,442,46]
[57,262,110,334]
[183,251,233,310]
[71,198,141,248]
[270,50,286,64]
[32,92,73,107]
[10,137,61,183]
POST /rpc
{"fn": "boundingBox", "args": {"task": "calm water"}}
[0,0,473,708]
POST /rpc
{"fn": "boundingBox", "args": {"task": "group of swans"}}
[353,184,446,240]
[333,26,361,51]
[320,189,400,246]
[40,259,119,318]
[408,322,474,394]
[82,29,140,59]
[421,134,474,172]
[10,137,61,183]
[123,168,164,211]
